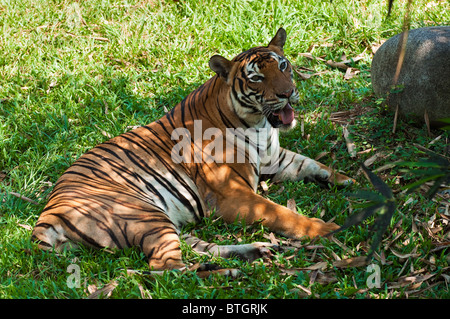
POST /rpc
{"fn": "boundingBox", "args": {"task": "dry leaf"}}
[94,124,112,138]
[342,126,356,158]
[287,198,296,212]
[388,273,435,289]
[340,55,364,64]
[46,80,57,94]
[302,261,328,271]
[294,284,312,295]
[315,151,328,161]
[315,271,339,285]
[259,181,269,194]
[371,40,386,54]
[293,67,329,81]
[331,236,354,255]
[332,256,369,268]
[294,69,313,80]
[441,273,450,284]
[138,283,152,299]
[326,59,349,70]
[87,281,118,299]
[363,151,391,168]
[389,248,420,259]
[275,185,285,195]
[268,232,279,245]
[17,223,32,231]
[373,160,402,173]
[343,67,360,80]
[298,52,326,62]
[9,192,39,205]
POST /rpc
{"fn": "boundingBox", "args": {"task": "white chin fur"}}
[278,118,297,132]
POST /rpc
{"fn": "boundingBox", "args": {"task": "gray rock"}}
[371,26,450,128]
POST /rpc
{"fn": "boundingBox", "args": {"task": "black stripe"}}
[230,166,255,190]
[55,214,104,249]
[296,158,306,176]
[119,133,205,219]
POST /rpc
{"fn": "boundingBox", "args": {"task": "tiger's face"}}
[209,28,299,131]
[235,48,300,130]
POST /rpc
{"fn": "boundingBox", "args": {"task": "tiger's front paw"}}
[310,165,355,188]
[330,171,355,187]
[243,242,279,261]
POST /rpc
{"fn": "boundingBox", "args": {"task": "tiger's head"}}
[209,28,299,131]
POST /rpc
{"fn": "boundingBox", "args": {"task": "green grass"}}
[1,0,449,299]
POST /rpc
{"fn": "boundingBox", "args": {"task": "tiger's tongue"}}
[276,104,295,124]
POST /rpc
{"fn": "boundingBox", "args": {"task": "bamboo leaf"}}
[425,175,450,199]
[403,174,446,193]
[396,161,443,168]
[345,190,386,203]
[333,202,384,234]
[361,164,393,199]
[368,201,396,258]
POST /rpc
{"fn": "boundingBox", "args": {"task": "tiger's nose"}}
[276,89,293,99]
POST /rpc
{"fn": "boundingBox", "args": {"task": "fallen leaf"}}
[294,69,313,80]
[93,36,110,42]
[302,261,328,271]
[294,284,312,295]
[9,192,39,205]
[293,67,329,81]
[326,59,349,70]
[315,151,329,161]
[259,181,269,194]
[342,126,356,158]
[442,273,450,284]
[340,55,365,64]
[87,281,118,299]
[287,198,296,212]
[315,271,339,284]
[371,40,386,54]
[138,283,152,299]
[388,273,435,289]
[268,232,279,245]
[343,67,360,80]
[94,124,112,138]
[298,52,326,62]
[17,223,32,231]
[363,151,392,168]
[373,160,402,173]
[331,236,354,255]
[332,256,369,268]
[389,248,420,259]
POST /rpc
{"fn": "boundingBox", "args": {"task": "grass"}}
[1,0,449,299]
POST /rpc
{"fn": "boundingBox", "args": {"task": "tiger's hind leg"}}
[128,212,186,271]
[182,234,277,262]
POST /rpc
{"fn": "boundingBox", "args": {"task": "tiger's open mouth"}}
[267,103,295,128]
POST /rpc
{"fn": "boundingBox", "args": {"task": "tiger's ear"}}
[209,55,234,84]
[268,28,287,50]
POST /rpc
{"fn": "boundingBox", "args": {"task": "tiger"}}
[32,28,353,272]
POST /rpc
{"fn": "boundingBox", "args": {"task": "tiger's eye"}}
[250,75,264,82]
